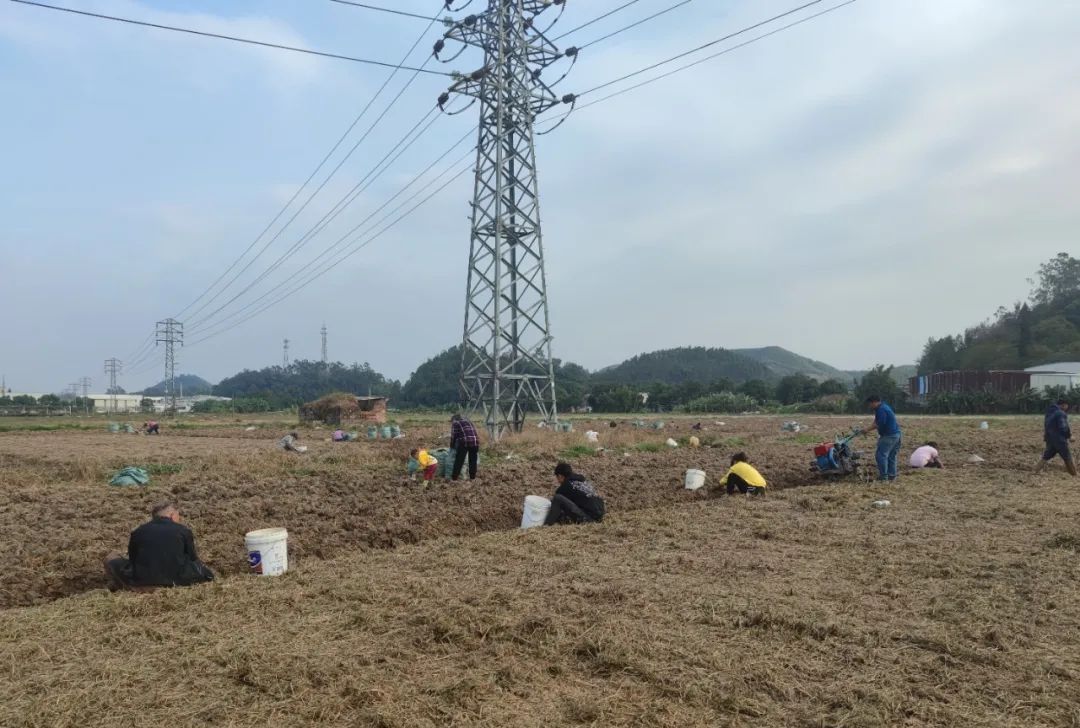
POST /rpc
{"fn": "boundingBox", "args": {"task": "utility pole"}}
[155,318,183,414]
[438,0,566,439]
[104,358,122,414]
[320,324,328,371]
[78,376,92,414]
[283,338,290,368]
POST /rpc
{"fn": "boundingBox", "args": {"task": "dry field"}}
[1,414,1079,726]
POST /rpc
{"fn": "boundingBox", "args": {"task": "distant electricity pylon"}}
[321,324,328,369]
[283,338,290,367]
[104,358,122,414]
[438,0,569,439]
[155,319,183,414]
[78,376,92,414]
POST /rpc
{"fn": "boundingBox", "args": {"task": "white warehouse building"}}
[90,394,161,414]
[1025,362,1080,391]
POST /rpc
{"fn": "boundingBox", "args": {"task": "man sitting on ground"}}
[545,462,605,525]
[719,451,767,495]
[105,501,214,591]
[910,442,944,469]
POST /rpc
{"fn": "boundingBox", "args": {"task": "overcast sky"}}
[2,0,1078,392]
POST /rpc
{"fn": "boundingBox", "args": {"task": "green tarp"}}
[110,467,150,487]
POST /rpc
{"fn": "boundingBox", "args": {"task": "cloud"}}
[4,0,1080,388]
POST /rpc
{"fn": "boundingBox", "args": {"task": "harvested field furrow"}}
[0,416,1056,609]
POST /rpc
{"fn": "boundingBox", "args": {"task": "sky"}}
[2,0,1079,392]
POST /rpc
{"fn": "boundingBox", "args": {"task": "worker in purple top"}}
[863,395,902,482]
[449,414,481,481]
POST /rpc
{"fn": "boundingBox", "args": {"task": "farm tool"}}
[810,427,866,480]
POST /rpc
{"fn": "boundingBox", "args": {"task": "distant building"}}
[910,362,1080,400]
[1025,362,1080,392]
[90,394,159,414]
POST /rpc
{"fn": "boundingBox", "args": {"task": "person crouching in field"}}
[719,452,767,495]
[545,462,605,525]
[105,501,214,591]
[910,442,944,469]
[1037,398,1077,476]
[409,448,440,482]
[278,431,303,452]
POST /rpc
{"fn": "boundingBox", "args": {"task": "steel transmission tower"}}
[155,318,183,413]
[320,324,328,369]
[104,358,122,413]
[438,0,571,439]
[283,338,290,367]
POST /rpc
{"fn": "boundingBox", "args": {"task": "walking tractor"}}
[810,427,865,479]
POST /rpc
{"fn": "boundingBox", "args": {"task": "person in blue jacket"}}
[863,395,902,482]
[1037,398,1076,477]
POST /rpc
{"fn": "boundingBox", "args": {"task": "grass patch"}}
[793,433,819,445]
[634,442,665,453]
[722,437,748,448]
[1044,532,1080,551]
[0,422,96,433]
[559,445,599,460]
[141,463,183,476]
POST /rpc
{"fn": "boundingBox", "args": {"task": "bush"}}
[682,392,755,413]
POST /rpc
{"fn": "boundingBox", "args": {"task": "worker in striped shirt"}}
[450,414,481,481]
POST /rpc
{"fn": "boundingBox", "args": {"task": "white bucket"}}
[520,495,551,530]
[666,438,678,448]
[245,527,289,576]
[585,430,599,443]
[685,469,706,490]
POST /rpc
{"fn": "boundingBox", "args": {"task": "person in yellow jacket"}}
[719,452,767,495]
[409,448,440,482]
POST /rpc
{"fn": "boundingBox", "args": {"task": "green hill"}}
[734,346,851,382]
[594,347,773,385]
[139,374,213,397]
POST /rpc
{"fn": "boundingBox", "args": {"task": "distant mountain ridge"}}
[139,374,213,397]
[595,347,775,385]
[733,346,852,382]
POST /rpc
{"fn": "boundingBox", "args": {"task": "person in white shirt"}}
[909,442,943,469]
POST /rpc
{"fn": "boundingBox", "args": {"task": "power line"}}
[576,0,827,98]
[186,160,473,348]
[186,105,443,334]
[188,129,476,339]
[328,0,441,21]
[543,0,856,128]
[576,0,695,50]
[552,0,645,41]
[178,19,444,324]
[9,0,451,75]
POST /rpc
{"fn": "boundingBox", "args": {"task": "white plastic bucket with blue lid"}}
[245,527,288,576]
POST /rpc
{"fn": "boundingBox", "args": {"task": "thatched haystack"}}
[299,393,388,425]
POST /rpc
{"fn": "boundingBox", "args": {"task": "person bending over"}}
[910,442,944,469]
[450,414,480,480]
[719,452,767,495]
[545,462,605,525]
[105,501,213,591]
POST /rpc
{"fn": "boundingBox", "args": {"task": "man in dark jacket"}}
[105,501,214,590]
[1037,399,1076,476]
[545,462,605,525]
